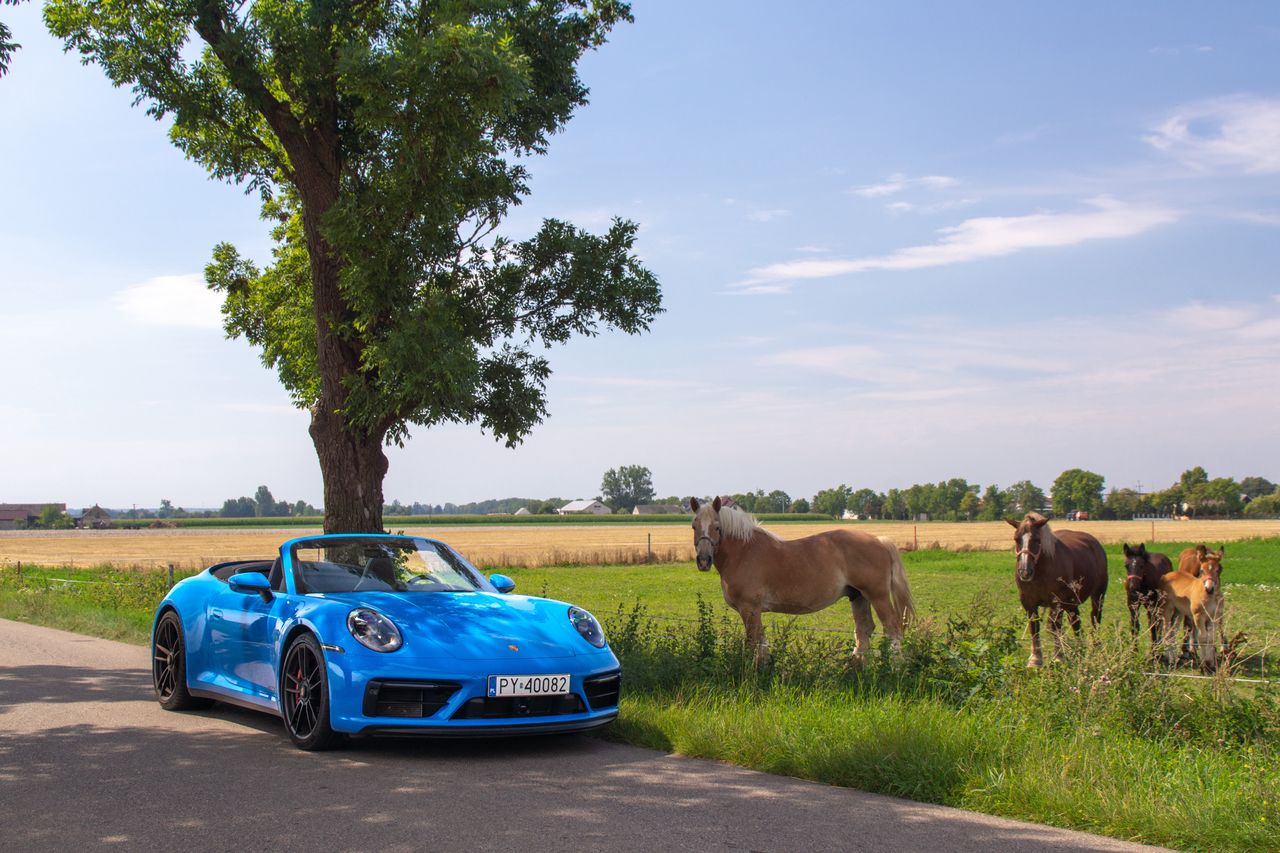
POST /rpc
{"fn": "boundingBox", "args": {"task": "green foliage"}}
[1246,493,1280,518]
[811,484,850,518]
[1050,468,1105,517]
[0,0,23,77]
[1004,480,1047,515]
[1101,486,1153,520]
[1241,477,1277,501]
[977,483,1006,520]
[29,505,75,529]
[600,464,655,513]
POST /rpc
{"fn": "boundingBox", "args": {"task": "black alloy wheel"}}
[281,633,341,750]
[152,611,213,711]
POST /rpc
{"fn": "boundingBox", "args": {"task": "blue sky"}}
[2,2,1278,508]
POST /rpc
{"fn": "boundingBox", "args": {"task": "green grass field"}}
[1,540,1277,851]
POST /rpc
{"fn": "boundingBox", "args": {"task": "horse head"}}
[1196,547,1225,596]
[1007,512,1051,582]
[689,496,722,571]
[1122,542,1154,594]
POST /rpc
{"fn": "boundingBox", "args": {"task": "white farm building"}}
[557,499,611,515]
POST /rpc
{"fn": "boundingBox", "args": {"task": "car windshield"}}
[289,537,486,594]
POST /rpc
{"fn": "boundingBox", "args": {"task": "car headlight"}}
[568,606,606,648]
[347,608,403,653]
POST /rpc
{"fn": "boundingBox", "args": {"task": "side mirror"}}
[489,574,516,594]
[229,571,273,603]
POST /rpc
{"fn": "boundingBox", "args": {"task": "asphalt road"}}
[0,619,1169,852]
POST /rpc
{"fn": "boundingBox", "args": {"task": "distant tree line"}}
[375,465,1279,522]
[800,467,1278,521]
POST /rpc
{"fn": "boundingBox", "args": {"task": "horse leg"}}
[865,590,904,656]
[1026,609,1043,668]
[849,593,874,659]
[1197,608,1217,674]
[1146,599,1160,650]
[1090,593,1103,631]
[1066,605,1083,636]
[1049,606,1066,662]
[739,607,768,668]
[1127,595,1141,635]
[1160,602,1180,667]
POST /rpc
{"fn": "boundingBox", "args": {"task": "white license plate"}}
[487,674,570,697]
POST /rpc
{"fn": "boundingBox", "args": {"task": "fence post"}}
[647,533,652,563]
[913,526,918,551]
[15,561,20,580]
[1150,520,1155,543]
[168,563,175,588]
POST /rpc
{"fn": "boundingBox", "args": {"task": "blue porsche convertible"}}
[150,533,621,749]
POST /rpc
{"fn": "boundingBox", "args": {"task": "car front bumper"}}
[322,646,622,736]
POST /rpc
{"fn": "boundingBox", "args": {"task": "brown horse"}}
[1178,543,1222,576]
[1159,548,1225,672]
[1006,513,1108,667]
[690,496,914,664]
[1122,543,1173,646]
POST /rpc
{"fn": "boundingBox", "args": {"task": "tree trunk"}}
[310,405,388,533]
[292,151,387,534]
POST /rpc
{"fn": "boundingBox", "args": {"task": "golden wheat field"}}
[1,518,1278,570]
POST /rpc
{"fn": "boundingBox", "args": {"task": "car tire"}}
[280,633,341,751]
[152,610,214,711]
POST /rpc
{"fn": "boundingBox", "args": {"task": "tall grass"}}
[604,596,1280,851]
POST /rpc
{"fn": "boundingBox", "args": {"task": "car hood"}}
[314,591,581,660]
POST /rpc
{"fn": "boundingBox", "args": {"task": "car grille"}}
[451,694,585,719]
[363,680,461,718]
[583,672,622,709]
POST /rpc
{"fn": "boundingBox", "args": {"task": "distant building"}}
[80,505,113,529]
[0,503,67,530]
[632,504,685,515]
[558,499,611,515]
[513,507,532,516]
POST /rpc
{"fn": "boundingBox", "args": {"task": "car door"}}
[208,576,289,707]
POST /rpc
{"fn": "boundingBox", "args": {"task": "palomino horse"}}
[1007,513,1107,667]
[1161,546,1226,672]
[690,496,914,664]
[1122,543,1173,646]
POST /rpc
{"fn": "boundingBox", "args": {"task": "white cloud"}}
[114,274,224,329]
[746,208,791,222]
[1146,95,1280,174]
[850,173,957,198]
[886,197,978,215]
[737,198,1177,287]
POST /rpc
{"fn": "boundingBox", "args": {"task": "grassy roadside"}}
[2,547,1278,851]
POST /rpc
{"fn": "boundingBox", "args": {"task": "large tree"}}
[1050,468,1105,518]
[599,464,654,513]
[47,0,661,532]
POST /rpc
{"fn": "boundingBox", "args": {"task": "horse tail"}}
[879,537,916,627]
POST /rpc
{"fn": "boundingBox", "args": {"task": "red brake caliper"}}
[295,666,305,707]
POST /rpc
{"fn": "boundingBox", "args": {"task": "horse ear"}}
[712,496,722,513]
[1217,545,1224,557]
[1031,515,1048,528]
[1005,518,1019,528]
[1196,544,1208,558]
[1138,543,1147,556]
[1123,543,1133,557]
[690,497,700,512]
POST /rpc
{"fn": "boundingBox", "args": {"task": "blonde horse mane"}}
[1025,512,1058,559]
[718,502,780,542]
